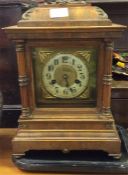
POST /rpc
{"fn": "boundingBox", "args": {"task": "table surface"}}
[0,128,127,175]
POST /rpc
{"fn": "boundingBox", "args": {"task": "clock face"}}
[32,47,97,106]
[42,54,89,98]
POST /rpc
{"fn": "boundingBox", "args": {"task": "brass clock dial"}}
[42,54,89,98]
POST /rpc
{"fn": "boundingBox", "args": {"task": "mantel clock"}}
[4,4,126,158]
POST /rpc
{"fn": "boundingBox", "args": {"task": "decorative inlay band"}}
[22,107,31,117]
[104,39,113,48]
[102,107,111,115]
[18,76,29,86]
[16,44,24,52]
[103,75,112,85]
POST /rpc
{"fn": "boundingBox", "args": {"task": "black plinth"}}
[12,126,128,173]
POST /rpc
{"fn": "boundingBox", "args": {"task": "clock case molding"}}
[4,4,126,158]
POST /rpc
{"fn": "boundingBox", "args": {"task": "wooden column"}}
[102,39,113,115]
[15,41,30,117]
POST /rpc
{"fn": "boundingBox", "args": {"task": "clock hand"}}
[63,74,69,87]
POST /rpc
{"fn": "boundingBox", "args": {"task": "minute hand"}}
[63,74,69,87]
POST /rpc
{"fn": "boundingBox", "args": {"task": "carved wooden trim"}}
[102,39,113,115]
[15,41,31,117]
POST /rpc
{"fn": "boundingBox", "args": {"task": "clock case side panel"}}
[26,40,102,111]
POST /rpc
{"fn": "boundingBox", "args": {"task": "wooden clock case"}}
[4,4,126,158]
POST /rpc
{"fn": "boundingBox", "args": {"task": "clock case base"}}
[12,126,128,173]
[12,108,121,158]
